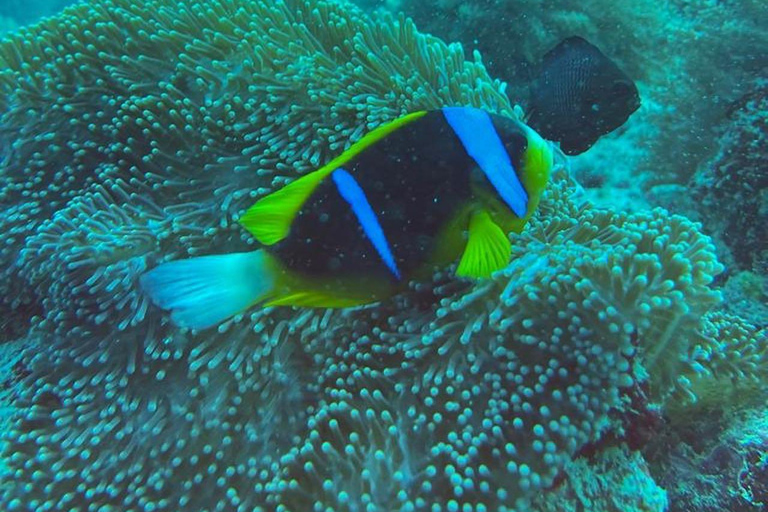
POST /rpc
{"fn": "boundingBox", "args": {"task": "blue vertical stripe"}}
[332,168,401,280]
[442,107,529,217]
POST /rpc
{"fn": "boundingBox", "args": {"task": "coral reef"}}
[532,446,668,512]
[0,338,29,447]
[648,404,768,512]
[720,271,768,327]
[691,79,768,274]
[689,312,767,388]
[642,309,767,511]
[668,310,768,409]
[0,0,735,510]
[0,0,509,341]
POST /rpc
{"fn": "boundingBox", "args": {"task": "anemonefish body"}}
[140,107,553,329]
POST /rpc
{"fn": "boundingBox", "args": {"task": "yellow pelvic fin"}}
[240,110,428,246]
[430,202,474,267]
[456,209,511,279]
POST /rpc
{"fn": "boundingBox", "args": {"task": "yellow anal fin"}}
[456,209,511,278]
[265,290,373,308]
[265,279,389,308]
[264,264,393,308]
[240,110,429,246]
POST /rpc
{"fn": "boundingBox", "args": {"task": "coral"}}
[19,183,165,332]
[0,0,728,510]
[0,338,30,448]
[645,312,767,510]
[673,311,768,407]
[526,178,724,399]
[720,271,768,327]
[691,79,768,273]
[531,446,668,512]
[647,404,768,512]
[2,173,724,510]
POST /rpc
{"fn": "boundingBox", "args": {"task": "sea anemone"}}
[0,0,728,510]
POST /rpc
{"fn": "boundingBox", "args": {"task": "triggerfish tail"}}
[139,250,275,330]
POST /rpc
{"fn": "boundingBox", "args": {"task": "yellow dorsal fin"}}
[456,209,511,278]
[239,166,336,245]
[239,110,428,245]
[327,110,428,169]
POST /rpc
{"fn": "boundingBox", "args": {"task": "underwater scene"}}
[0,0,766,510]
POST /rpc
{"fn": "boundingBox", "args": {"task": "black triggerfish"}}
[527,36,641,155]
[140,107,553,329]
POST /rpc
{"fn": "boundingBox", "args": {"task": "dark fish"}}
[527,36,640,155]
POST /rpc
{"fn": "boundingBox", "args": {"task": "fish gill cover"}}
[0,0,765,511]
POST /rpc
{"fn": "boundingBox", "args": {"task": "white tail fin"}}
[140,250,274,330]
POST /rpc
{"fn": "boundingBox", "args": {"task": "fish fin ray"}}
[456,209,511,278]
[264,271,388,308]
[140,250,276,329]
[430,202,474,266]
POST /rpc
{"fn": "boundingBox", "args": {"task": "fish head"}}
[493,117,553,213]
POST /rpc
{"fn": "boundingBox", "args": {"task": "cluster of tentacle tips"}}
[0,0,742,511]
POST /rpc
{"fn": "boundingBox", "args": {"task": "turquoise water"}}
[1,1,766,511]
[0,0,76,27]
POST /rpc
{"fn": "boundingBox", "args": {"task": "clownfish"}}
[140,107,553,329]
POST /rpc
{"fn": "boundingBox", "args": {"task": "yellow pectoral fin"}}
[456,209,511,279]
[239,166,337,245]
[430,202,474,267]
